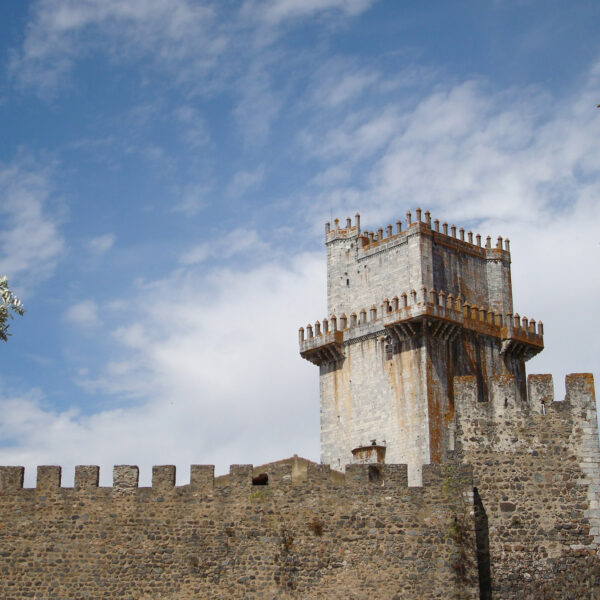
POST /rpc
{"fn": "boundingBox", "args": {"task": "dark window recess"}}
[252,473,268,485]
[384,336,393,360]
[368,465,382,484]
[346,279,349,286]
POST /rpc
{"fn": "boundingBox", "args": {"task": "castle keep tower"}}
[299,209,544,482]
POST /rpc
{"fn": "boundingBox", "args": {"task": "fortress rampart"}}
[0,461,477,599]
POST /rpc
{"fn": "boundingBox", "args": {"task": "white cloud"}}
[172,182,211,216]
[180,228,270,265]
[0,160,65,289]
[10,0,224,95]
[0,252,326,485]
[243,0,375,25]
[301,106,403,163]
[300,61,600,222]
[226,164,265,197]
[11,0,376,98]
[320,71,378,106]
[179,245,210,266]
[233,60,283,144]
[87,233,115,255]
[309,58,381,108]
[65,299,101,329]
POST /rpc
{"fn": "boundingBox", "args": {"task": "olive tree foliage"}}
[0,276,25,342]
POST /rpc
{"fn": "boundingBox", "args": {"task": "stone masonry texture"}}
[454,372,600,599]
[0,463,478,599]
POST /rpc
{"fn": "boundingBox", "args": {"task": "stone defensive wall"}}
[454,372,600,599]
[0,461,478,599]
[299,285,543,366]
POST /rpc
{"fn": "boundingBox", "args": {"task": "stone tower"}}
[299,209,544,482]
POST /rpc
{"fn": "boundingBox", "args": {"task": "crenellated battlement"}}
[325,214,361,242]
[300,285,542,365]
[326,209,510,260]
[0,461,473,496]
[0,458,479,599]
[454,372,595,420]
[453,372,597,455]
[453,373,598,469]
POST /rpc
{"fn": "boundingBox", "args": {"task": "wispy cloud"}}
[171,182,211,216]
[242,0,376,26]
[299,63,600,225]
[11,0,377,97]
[179,228,270,265]
[300,106,403,163]
[173,105,211,149]
[309,58,381,108]
[0,160,65,289]
[64,299,101,329]
[9,0,224,96]
[226,164,265,197]
[233,59,283,144]
[87,233,116,255]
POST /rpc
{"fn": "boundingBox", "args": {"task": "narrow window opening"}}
[368,465,382,484]
[346,279,349,286]
[384,336,393,360]
[504,397,508,408]
[252,473,268,486]
[541,401,546,415]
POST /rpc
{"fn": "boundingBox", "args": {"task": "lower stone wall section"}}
[454,373,600,600]
[0,463,477,600]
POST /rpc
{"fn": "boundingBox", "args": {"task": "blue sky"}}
[1,0,599,485]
